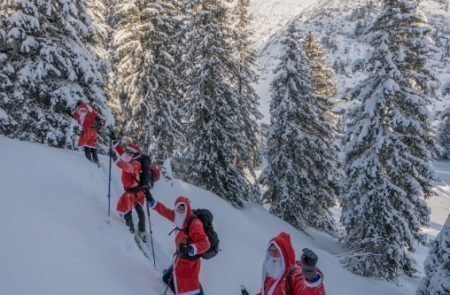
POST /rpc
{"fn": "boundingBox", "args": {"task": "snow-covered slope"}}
[249,0,320,51]
[252,0,450,123]
[0,136,449,295]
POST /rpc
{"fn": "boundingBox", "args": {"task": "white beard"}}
[264,256,284,280]
[174,211,186,229]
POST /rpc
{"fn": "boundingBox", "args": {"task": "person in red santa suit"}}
[242,232,326,295]
[146,194,210,295]
[109,142,147,240]
[72,101,104,165]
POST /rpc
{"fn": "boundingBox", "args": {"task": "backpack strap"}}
[185,213,198,235]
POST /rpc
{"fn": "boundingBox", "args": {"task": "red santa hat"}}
[125,143,141,154]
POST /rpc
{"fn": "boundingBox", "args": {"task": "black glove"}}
[301,248,318,281]
[178,243,188,255]
[109,149,117,161]
[144,188,154,202]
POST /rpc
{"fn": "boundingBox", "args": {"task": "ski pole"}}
[164,255,180,295]
[146,196,157,268]
[107,134,112,222]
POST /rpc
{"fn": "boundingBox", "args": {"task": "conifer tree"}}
[112,0,184,158]
[416,215,450,295]
[438,110,450,159]
[260,24,338,231]
[230,0,262,195]
[303,31,337,98]
[0,0,111,147]
[341,0,437,280]
[180,0,254,207]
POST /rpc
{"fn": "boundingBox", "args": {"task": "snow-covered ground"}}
[0,136,449,295]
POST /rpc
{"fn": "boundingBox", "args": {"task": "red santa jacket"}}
[151,196,210,295]
[259,232,326,295]
[113,144,145,213]
[113,144,141,190]
[72,103,101,148]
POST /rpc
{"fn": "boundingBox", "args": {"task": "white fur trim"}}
[150,200,158,209]
[173,258,180,295]
[78,144,96,148]
[126,145,139,153]
[177,290,201,295]
[304,274,323,288]
[189,244,198,256]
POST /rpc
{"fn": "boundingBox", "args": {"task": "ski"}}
[134,233,152,262]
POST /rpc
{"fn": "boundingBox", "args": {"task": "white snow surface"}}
[0,136,449,295]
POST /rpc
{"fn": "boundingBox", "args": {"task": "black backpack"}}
[186,209,220,260]
[137,154,155,188]
[92,115,103,130]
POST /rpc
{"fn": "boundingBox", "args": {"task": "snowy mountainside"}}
[2,137,449,294]
[251,0,450,123]
[248,0,320,51]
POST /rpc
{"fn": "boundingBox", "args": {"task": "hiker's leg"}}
[90,147,99,164]
[124,211,134,233]
[84,147,92,161]
[135,203,146,232]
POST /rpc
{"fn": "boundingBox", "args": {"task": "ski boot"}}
[126,219,135,234]
[137,231,147,243]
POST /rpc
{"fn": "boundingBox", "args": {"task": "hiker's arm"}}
[187,219,211,256]
[291,266,325,295]
[150,200,175,222]
[113,143,139,173]
[116,158,139,174]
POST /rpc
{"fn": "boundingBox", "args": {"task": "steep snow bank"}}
[0,136,448,294]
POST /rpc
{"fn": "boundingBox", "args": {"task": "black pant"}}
[84,147,99,164]
[124,203,145,232]
[162,265,204,295]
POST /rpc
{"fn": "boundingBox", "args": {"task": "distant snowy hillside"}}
[249,0,320,51]
[251,0,450,123]
[1,137,449,294]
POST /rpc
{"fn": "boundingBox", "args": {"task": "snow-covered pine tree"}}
[111,0,184,158]
[259,23,338,232]
[416,214,450,295]
[0,0,111,147]
[230,0,262,195]
[438,108,450,159]
[86,0,109,58]
[303,31,337,98]
[142,0,185,160]
[0,17,15,134]
[180,0,254,207]
[341,0,438,280]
